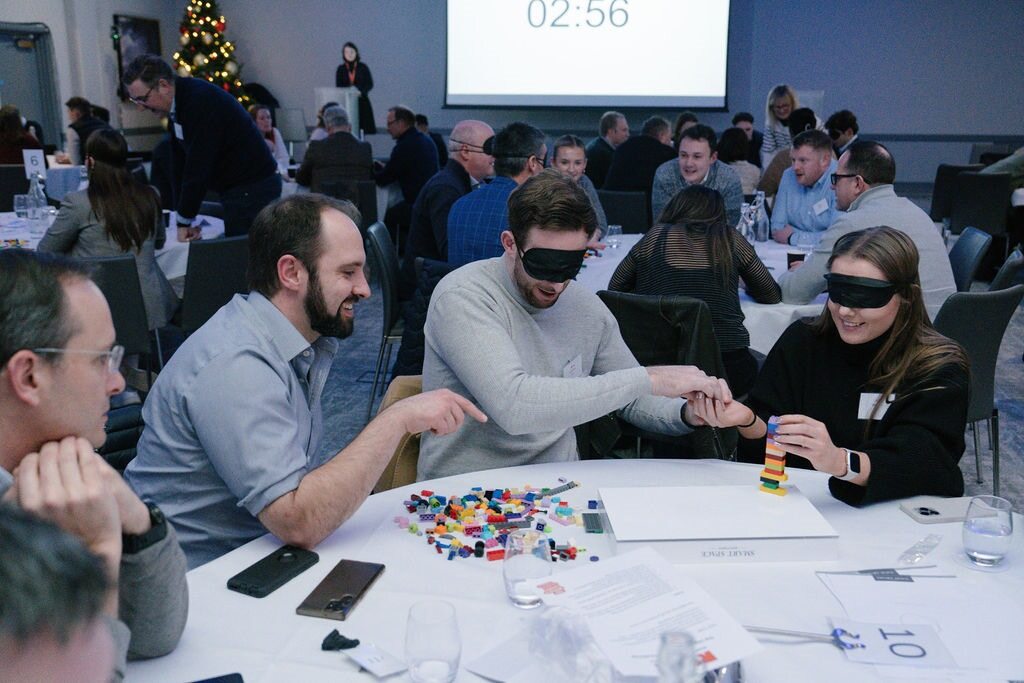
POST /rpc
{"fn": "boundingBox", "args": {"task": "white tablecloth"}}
[575,234,824,355]
[125,459,1024,682]
[0,211,223,283]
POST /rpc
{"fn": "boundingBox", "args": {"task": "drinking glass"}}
[502,529,553,609]
[605,224,623,248]
[656,631,704,683]
[13,194,30,219]
[406,600,460,683]
[963,495,1014,567]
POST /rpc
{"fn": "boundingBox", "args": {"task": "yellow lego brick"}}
[759,470,787,483]
[759,484,788,496]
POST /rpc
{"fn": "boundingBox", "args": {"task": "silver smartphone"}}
[899,496,975,524]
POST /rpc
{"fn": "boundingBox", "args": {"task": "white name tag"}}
[858,392,895,420]
[562,354,583,379]
[813,198,829,215]
[173,122,184,140]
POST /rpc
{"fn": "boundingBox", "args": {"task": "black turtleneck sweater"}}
[738,320,968,507]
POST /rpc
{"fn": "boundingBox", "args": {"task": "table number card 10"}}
[831,618,956,669]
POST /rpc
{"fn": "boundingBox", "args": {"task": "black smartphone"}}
[226,545,319,598]
[296,559,385,621]
[189,675,244,683]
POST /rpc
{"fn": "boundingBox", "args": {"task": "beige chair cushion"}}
[372,375,422,493]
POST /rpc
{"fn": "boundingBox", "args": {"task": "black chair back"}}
[199,200,225,219]
[85,255,151,355]
[948,227,992,292]
[356,179,378,231]
[929,163,983,222]
[366,221,401,335]
[597,189,650,234]
[989,247,1024,291]
[0,164,30,212]
[949,171,1011,237]
[180,235,250,334]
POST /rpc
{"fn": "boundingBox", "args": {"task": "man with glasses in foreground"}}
[447,121,547,266]
[400,118,495,298]
[418,170,733,479]
[778,141,955,320]
[0,250,188,681]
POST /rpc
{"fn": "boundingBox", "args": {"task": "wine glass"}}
[406,600,461,683]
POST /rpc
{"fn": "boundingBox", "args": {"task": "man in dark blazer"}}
[295,105,372,193]
[584,111,629,189]
[375,106,439,243]
[400,119,494,299]
[602,116,675,210]
[122,54,281,238]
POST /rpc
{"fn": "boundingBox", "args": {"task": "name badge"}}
[858,392,895,420]
[813,198,829,215]
[173,122,185,140]
[562,354,583,379]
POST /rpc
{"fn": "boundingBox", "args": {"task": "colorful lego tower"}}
[759,416,788,496]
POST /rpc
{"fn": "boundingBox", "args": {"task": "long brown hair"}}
[248,104,275,143]
[656,185,735,287]
[0,105,25,145]
[811,226,968,422]
[85,129,159,252]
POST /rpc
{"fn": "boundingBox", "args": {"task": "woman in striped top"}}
[608,185,781,396]
[760,84,799,166]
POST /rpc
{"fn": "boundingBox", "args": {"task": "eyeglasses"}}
[128,84,157,106]
[831,173,860,185]
[385,118,398,127]
[32,345,125,375]
[450,138,489,154]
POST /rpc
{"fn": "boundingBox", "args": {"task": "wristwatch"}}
[837,448,861,481]
[122,503,168,554]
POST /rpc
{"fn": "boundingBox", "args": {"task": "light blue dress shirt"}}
[771,160,839,243]
[125,292,338,568]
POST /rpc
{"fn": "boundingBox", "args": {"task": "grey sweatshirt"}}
[418,257,688,480]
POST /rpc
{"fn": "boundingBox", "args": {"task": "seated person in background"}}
[249,104,291,171]
[651,124,743,226]
[603,115,675,211]
[308,101,339,143]
[756,107,818,198]
[671,111,699,149]
[55,96,112,165]
[718,127,762,195]
[37,129,179,331]
[447,121,546,266]
[760,84,807,166]
[401,119,495,298]
[779,141,955,320]
[0,504,116,683]
[415,113,448,168]
[0,251,188,678]
[980,145,1024,190]
[0,104,42,164]
[691,227,968,507]
[825,109,860,158]
[375,105,440,235]
[295,104,373,194]
[584,111,629,188]
[125,195,484,567]
[609,186,781,397]
[419,170,731,480]
[732,111,764,169]
[550,134,608,237]
[771,129,838,245]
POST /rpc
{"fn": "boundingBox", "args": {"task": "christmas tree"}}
[172,0,250,105]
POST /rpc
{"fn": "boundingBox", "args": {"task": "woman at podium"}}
[335,41,376,134]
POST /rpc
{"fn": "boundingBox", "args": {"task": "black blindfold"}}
[824,273,897,309]
[518,247,587,283]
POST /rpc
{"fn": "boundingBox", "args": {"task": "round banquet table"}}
[125,459,1024,682]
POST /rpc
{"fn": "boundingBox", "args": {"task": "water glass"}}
[406,600,460,683]
[963,495,1014,567]
[13,194,30,219]
[605,224,623,248]
[502,529,553,609]
[656,631,704,683]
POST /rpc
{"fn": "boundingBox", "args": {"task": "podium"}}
[314,87,362,135]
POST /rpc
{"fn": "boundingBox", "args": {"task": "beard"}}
[513,256,563,309]
[304,269,354,338]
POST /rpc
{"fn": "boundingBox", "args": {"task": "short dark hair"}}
[732,112,754,125]
[0,251,91,368]
[552,134,585,160]
[787,108,818,137]
[247,194,362,297]
[0,503,110,645]
[843,140,895,185]
[641,116,670,138]
[64,97,91,117]
[507,169,597,245]
[717,128,750,163]
[825,109,859,136]
[121,53,174,88]
[792,129,833,154]
[679,124,718,153]
[414,113,429,127]
[598,111,624,136]
[492,121,546,178]
[389,106,415,127]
